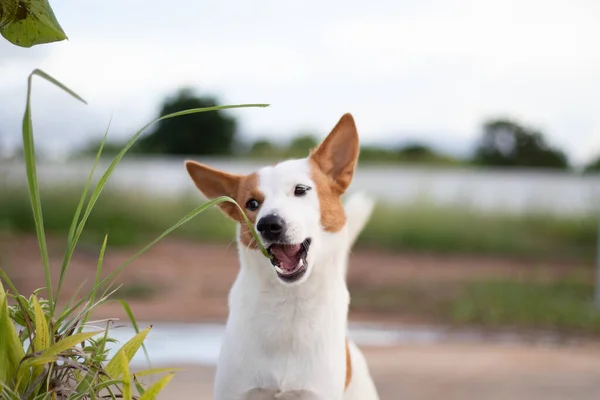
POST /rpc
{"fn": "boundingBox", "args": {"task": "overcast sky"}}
[1,0,599,165]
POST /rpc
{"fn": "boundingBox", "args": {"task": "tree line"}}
[76,88,598,172]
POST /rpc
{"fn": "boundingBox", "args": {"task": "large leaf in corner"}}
[0,0,67,48]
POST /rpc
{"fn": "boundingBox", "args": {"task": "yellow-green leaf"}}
[119,349,132,400]
[0,296,25,386]
[15,354,57,388]
[30,295,51,383]
[41,330,102,358]
[104,325,151,378]
[133,367,182,378]
[21,355,57,368]
[138,373,175,400]
[0,0,67,48]
[32,295,50,352]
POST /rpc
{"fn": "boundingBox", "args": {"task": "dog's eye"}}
[294,184,311,197]
[246,199,260,211]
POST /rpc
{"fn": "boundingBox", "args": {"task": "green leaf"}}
[39,330,101,358]
[119,350,132,400]
[56,102,269,327]
[118,299,151,365]
[133,375,146,396]
[78,234,109,334]
[0,0,67,48]
[20,69,86,314]
[138,373,174,400]
[0,295,25,387]
[132,367,182,378]
[32,295,50,352]
[30,294,51,384]
[104,326,151,378]
[57,123,110,306]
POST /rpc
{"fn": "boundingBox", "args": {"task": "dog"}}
[185,113,379,400]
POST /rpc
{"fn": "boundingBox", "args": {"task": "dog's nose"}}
[257,214,286,241]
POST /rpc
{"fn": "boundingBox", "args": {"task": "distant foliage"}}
[584,155,600,173]
[359,142,461,165]
[286,134,318,158]
[474,119,569,169]
[136,88,238,155]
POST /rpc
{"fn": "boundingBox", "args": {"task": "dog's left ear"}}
[310,113,359,194]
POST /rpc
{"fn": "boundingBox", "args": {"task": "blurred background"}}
[1,0,600,398]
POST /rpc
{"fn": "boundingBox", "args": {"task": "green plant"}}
[0,0,67,47]
[0,69,269,399]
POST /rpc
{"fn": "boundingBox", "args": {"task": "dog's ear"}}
[185,160,242,220]
[310,113,359,194]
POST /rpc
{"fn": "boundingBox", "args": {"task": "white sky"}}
[1,0,599,165]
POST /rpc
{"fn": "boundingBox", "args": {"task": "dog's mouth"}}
[267,238,311,283]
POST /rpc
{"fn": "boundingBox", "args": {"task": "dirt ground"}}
[3,234,599,399]
[0,234,590,324]
[154,343,600,400]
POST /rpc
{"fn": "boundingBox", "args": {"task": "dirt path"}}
[3,234,600,399]
[155,343,600,400]
[1,234,590,324]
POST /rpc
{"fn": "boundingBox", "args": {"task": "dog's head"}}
[185,113,359,286]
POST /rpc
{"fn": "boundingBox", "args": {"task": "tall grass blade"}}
[21,69,87,313]
[118,299,151,365]
[78,234,108,333]
[55,103,268,312]
[55,119,111,305]
[57,195,268,327]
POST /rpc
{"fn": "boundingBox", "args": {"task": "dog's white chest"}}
[213,279,348,400]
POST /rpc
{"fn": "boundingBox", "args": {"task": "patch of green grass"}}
[116,282,160,300]
[359,204,596,261]
[452,278,600,334]
[0,186,235,246]
[350,276,600,334]
[0,185,595,261]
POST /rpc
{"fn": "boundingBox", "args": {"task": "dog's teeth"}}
[299,259,304,267]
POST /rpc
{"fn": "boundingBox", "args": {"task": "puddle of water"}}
[99,322,444,367]
[95,321,569,368]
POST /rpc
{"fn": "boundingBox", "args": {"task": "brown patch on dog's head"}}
[185,161,263,248]
[309,113,360,232]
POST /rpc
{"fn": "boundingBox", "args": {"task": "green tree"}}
[397,143,435,161]
[136,88,237,155]
[474,119,569,169]
[249,138,279,158]
[285,134,318,158]
[584,155,600,173]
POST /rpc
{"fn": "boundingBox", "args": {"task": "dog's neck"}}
[229,226,351,331]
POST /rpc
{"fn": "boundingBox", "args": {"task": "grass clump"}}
[0,69,269,399]
[359,204,596,261]
[452,277,600,334]
[350,275,600,334]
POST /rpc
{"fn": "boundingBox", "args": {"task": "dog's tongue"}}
[270,244,302,271]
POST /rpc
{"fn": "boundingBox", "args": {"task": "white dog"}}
[185,113,379,400]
